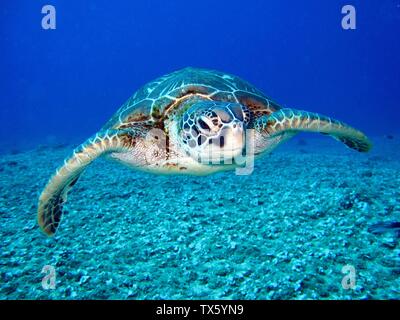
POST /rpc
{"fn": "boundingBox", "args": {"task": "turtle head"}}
[178,101,250,164]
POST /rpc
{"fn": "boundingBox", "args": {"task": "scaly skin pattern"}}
[38,130,137,235]
[253,109,372,152]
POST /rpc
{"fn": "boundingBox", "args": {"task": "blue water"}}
[1,0,399,150]
[0,1,399,300]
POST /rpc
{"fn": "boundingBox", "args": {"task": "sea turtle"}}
[38,67,372,235]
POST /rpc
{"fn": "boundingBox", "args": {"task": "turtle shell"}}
[103,67,281,130]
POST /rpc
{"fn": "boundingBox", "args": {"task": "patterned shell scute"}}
[103,67,279,130]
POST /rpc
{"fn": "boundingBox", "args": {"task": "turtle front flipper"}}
[253,108,372,152]
[38,129,136,236]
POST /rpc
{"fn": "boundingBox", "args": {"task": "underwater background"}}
[0,0,399,299]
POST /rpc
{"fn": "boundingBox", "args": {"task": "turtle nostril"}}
[232,121,242,130]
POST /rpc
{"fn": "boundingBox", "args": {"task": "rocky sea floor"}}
[0,135,399,300]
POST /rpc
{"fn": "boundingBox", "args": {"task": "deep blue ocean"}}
[1,0,399,149]
[0,1,399,301]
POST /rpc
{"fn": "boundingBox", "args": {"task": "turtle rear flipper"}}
[254,108,372,152]
[38,130,135,236]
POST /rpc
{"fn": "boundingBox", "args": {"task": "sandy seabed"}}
[0,136,399,299]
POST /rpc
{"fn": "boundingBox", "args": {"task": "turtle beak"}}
[226,120,245,151]
[206,120,245,163]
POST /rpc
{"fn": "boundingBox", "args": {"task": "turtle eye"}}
[197,118,211,131]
